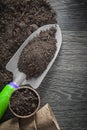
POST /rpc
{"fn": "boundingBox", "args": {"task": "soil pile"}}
[18,27,57,79]
[0,0,57,89]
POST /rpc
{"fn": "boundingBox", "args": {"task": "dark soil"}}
[10,88,39,116]
[0,0,57,90]
[18,27,57,79]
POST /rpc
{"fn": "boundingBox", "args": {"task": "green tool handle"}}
[0,82,19,119]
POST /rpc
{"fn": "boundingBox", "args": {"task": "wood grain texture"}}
[38,2,87,130]
[36,1,87,130]
[0,1,87,130]
[37,31,87,130]
[50,0,87,31]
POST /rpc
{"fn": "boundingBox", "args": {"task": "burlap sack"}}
[0,118,19,130]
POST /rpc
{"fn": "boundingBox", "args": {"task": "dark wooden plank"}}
[37,31,87,130]
[50,0,87,31]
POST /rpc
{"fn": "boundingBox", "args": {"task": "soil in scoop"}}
[0,0,57,90]
[18,27,57,79]
[10,88,39,116]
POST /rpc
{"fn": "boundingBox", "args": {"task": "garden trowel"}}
[0,24,62,119]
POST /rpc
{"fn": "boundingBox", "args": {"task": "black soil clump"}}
[18,27,57,79]
[10,88,39,116]
[0,0,57,90]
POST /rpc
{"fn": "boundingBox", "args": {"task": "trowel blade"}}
[6,24,62,89]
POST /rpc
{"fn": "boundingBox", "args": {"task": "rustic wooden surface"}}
[0,1,87,130]
[37,1,87,130]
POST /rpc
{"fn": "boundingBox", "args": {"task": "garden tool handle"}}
[0,82,19,119]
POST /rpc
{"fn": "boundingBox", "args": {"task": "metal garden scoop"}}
[0,24,62,119]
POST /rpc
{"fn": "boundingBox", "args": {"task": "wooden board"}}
[37,1,87,130]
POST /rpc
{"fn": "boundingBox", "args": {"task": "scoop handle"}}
[0,82,19,119]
